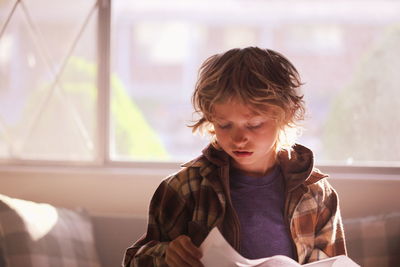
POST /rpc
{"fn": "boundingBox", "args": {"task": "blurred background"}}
[1,0,399,166]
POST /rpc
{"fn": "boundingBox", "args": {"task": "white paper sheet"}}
[199,227,360,267]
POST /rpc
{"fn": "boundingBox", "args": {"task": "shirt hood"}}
[182,143,328,190]
[277,144,328,191]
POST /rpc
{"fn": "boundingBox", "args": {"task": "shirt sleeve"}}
[122,177,192,267]
[307,180,347,262]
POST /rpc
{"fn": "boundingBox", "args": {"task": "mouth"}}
[232,151,253,157]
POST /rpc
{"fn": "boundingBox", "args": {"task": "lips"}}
[233,151,253,157]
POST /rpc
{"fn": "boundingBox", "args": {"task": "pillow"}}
[0,194,101,267]
[344,212,400,267]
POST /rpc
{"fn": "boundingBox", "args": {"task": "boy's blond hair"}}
[190,47,305,152]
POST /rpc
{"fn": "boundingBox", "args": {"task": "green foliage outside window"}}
[66,57,169,160]
[20,56,168,160]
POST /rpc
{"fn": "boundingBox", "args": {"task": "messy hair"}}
[190,47,305,152]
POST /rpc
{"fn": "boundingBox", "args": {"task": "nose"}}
[231,127,248,147]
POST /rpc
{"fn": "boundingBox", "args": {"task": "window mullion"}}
[97,0,111,165]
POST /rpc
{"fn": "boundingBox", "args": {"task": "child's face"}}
[212,99,279,177]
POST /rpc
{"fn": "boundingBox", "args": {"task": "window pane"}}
[0,0,98,161]
[111,0,400,165]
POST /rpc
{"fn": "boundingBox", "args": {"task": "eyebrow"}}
[213,116,265,122]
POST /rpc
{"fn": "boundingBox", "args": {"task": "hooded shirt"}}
[123,144,347,266]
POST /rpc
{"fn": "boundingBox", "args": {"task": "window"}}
[1,0,400,166]
[0,0,99,162]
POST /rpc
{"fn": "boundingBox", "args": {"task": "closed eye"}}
[247,123,263,129]
[217,123,232,129]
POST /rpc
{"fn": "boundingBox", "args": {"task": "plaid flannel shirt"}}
[123,144,347,266]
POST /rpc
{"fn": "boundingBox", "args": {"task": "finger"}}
[174,241,202,266]
[176,238,202,266]
[178,235,203,259]
[167,236,203,267]
[166,244,195,267]
[166,251,191,267]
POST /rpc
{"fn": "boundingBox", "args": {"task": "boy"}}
[123,47,346,267]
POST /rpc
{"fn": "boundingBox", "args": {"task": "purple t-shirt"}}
[229,166,294,259]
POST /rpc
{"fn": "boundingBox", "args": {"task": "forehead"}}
[212,99,264,120]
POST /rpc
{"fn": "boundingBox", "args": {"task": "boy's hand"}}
[166,235,204,267]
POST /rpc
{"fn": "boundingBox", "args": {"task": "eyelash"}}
[217,123,263,130]
[217,124,231,129]
[247,123,263,129]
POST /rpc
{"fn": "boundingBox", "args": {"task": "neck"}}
[231,154,277,178]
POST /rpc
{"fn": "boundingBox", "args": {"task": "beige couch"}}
[1,194,399,267]
[92,215,146,267]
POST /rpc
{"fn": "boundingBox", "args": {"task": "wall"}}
[0,165,399,220]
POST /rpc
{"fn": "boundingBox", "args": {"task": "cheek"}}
[256,128,279,143]
[265,127,279,138]
[214,129,229,143]
[214,129,236,148]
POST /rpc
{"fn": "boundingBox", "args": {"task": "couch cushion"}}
[91,215,147,267]
[344,212,400,267]
[0,194,101,267]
